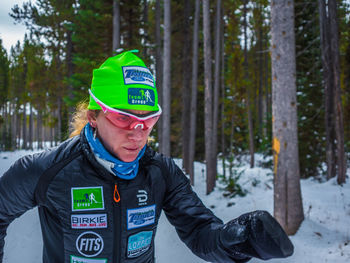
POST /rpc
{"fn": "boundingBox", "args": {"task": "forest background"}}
[0,0,349,233]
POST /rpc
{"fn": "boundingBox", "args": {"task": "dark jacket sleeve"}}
[0,154,43,262]
[160,157,251,263]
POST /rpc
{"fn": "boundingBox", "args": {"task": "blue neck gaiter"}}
[84,123,146,180]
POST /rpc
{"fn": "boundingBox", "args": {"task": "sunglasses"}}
[89,89,162,130]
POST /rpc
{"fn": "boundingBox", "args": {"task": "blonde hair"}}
[69,102,154,143]
[69,102,98,138]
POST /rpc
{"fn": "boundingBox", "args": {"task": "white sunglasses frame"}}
[89,89,162,121]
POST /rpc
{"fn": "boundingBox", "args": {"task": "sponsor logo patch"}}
[71,187,104,211]
[122,66,154,87]
[71,214,107,229]
[70,255,107,263]
[127,205,156,230]
[136,190,148,206]
[128,88,155,106]
[76,231,104,257]
[127,231,153,258]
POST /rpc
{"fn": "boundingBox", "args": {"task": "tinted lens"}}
[143,116,160,128]
[105,112,133,128]
[105,112,159,130]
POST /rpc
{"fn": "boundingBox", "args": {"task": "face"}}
[87,110,153,162]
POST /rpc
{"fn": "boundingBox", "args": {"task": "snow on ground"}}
[0,149,349,262]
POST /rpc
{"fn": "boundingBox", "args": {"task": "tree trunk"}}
[8,103,12,150]
[328,0,346,185]
[271,0,304,235]
[247,95,255,168]
[220,9,226,179]
[57,97,62,144]
[161,0,171,156]
[142,0,149,58]
[113,0,120,52]
[6,103,11,150]
[318,0,336,180]
[2,105,7,150]
[16,111,20,150]
[2,106,6,150]
[29,103,33,150]
[126,5,135,47]
[264,32,270,138]
[66,31,74,130]
[22,103,27,149]
[243,0,254,168]
[189,0,200,185]
[3,105,8,150]
[229,114,235,175]
[258,3,264,136]
[53,114,57,146]
[1,106,4,150]
[181,0,191,174]
[42,117,46,147]
[11,102,17,150]
[50,121,54,148]
[203,0,215,194]
[155,0,163,150]
[212,0,221,178]
[37,110,43,149]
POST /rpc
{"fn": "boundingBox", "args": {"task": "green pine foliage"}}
[0,39,10,151]
[295,0,325,178]
[0,39,9,107]
[69,0,114,105]
[339,1,350,153]
[223,1,246,157]
[0,0,349,183]
[218,160,247,199]
[24,39,47,110]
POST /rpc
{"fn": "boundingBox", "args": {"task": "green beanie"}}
[88,50,159,112]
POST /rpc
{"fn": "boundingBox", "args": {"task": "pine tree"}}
[181,0,191,174]
[203,0,216,194]
[295,0,325,178]
[271,0,304,235]
[0,39,10,150]
[189,0,201,185]
[161,0,171,156]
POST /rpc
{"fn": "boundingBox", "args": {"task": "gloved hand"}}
[219,210,294,260]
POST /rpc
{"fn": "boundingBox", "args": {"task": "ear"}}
[87,110,97,128]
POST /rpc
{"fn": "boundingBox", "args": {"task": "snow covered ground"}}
[0,148,349,262]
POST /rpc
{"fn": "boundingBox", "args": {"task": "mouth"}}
[123,147,139,152]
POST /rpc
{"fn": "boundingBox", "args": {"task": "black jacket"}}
[0,132,253,263]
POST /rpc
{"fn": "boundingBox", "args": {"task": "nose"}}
[130,120,146,130]
[128,126,145,141]
[133,123,144,130]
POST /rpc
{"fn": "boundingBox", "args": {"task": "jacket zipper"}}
[113,182,121,263]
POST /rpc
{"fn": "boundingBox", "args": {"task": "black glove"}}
[220,210,294,260]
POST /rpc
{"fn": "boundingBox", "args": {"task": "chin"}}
[120,156,137,163]
[119,153,138,163]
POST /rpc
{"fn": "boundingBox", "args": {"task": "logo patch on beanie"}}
[123,66,154,87]
[128,88,155,106]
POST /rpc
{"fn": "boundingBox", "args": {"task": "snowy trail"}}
[1,149,350,262]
